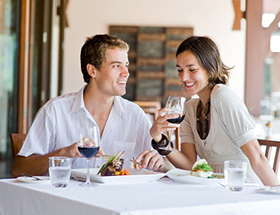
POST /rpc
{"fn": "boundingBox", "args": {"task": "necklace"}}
[196,98,210,140]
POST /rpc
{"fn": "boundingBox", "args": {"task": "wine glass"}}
[165,95,186,124]
[78,125,99,187]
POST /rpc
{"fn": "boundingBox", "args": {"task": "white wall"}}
[64,0,246,99]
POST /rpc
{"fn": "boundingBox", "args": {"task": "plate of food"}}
[71,152,166,184]
[166,159,224,185]
[16,176,50,183]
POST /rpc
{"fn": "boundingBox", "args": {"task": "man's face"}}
[94,48,129,97]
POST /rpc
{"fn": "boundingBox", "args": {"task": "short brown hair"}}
[80,34,129,83]
[176,36,231,88]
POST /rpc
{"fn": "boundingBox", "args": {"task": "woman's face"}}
[176,50,210,99]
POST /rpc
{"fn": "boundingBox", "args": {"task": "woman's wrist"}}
[153,135,163,143]
[151,134,173,156]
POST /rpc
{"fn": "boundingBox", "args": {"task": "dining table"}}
[1,170,280,215]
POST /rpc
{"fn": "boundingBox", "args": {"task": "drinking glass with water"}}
[49,156,72,188]
[224,160,247,191]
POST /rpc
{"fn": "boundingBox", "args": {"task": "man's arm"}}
[12,143,81,177]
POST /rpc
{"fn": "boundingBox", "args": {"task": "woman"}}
[149,36,278,186]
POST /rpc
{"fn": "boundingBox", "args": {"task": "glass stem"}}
[86,159,90,184]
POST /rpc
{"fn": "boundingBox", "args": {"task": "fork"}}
[102,155,141,165]
[21,174,42,181]
[129,158,142,165]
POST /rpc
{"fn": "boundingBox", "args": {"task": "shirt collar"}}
[112,96,125,116]
[70,85,125,116]
[71,85,87,113]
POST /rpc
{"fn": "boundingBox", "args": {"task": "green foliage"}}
[97,154,116,175]
[193,162,212,172]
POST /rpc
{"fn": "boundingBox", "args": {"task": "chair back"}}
[10,133,27,159]
[133,101,161,122]
[258,139,280,175]
[168,128,180,150]
[134,101,180,150]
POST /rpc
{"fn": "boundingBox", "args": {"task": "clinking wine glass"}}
[78,125,100,187]
[165,95,186,124]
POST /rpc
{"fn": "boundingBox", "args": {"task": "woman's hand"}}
[150,108,180,142]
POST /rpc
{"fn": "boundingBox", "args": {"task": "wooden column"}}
[245,0,280,116]
[18,0,30,133]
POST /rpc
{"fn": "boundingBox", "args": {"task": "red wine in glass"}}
[78,126,99,187]
[166,96,186,124]
[167,115,185,124]
[78,146,100,159]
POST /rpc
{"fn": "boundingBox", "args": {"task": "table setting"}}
[2,127,280,215]
[1,162,280,215]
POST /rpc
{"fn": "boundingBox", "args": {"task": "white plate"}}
[16,176,50,183]
[71,168,166,184]
[166,168,224,185]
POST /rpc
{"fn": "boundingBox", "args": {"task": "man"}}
[12,34,165,177]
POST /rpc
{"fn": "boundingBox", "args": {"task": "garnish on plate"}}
[97,151,130,176]
[190,159,213,178]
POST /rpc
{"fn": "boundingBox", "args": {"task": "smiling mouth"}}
[185,82,195,87]
[117,80,127,85]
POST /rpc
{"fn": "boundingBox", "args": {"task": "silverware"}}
[102,155,141,165]
[21,174,42,181]
[129,158,142,165]
[218,182,226,187]
[70,176,85,182]
[268,185,280,190]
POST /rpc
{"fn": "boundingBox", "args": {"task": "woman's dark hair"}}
[80,34,129,83]
[176,36,232,88]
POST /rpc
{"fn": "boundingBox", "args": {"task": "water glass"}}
[49,156,71,188]
[224,160,247,191]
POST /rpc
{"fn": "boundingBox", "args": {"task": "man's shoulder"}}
[43,92,77,110]
[117,96,142,110]
[116,97,149,120]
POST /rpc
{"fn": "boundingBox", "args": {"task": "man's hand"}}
[65,142,105,158]
[63,143,83,158]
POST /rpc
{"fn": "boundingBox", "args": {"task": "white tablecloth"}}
[1,177,280,215]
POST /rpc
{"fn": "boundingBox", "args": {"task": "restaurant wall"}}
[63,0,246,100]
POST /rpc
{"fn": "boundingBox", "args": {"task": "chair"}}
[133,101,161,122]
[167,128,180,150]
[10,133,27,159]
[258,139,280,176]
[134,101,180,150]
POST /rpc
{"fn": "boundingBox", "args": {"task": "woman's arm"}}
[150,108,197,169]
[241,139,279,186]
[166,142,197,170]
